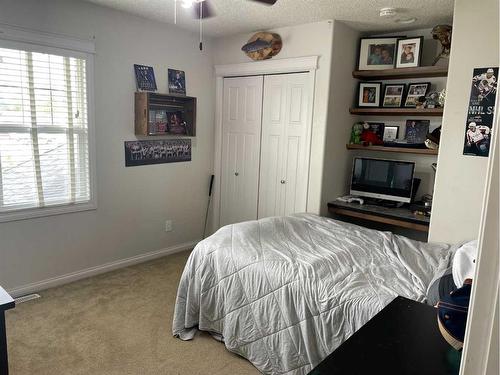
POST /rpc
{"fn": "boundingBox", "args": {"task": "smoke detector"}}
[379,7,397,17]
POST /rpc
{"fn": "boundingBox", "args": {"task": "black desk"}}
[328,201,430,232]
[309,297,460,375]
[0,287,14,375]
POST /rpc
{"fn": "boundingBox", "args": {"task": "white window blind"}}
[0,42,93,220]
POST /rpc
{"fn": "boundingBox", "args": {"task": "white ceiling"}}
[83,0,454,38]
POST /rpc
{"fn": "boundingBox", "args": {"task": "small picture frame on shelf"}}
[405,119,430,144]
[383,125,400,142]
[404,82,431,107]
[382,83,406,107]
[396,37,424,68]
[358,82,382,107]
[134,64,157,91]
[357,37,400,70]
[168,69,186,95]
[366,122,385,139]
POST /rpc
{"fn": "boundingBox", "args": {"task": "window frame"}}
[0,26,96,223]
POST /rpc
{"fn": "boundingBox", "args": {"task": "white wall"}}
[320,21,361,214]
[0,0,215,292]
[429,0,499,243]
[212,21,335,214]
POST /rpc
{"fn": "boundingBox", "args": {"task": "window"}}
[0,33,95,222]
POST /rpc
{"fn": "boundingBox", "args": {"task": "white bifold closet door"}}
[258,73,311,218]
[220,76,264,226]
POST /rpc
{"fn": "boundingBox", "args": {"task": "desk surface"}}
[0,287,14,312]
[309,296,460,375]
[328,200,430,225]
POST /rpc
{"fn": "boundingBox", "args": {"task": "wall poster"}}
[463,67,498,157]
[124,139,191,167]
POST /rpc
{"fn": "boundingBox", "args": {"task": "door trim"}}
[212,56,319,233]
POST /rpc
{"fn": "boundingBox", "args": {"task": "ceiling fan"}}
[175,0,278,51]
[181,0,278,19]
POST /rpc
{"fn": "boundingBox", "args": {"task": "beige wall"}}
[0,0,215,292]
[429,0,499,243]
[212,21,335,214]
[320,21,360,214]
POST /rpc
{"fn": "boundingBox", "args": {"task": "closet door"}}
[258,73,311,218]
[220,76,263,226]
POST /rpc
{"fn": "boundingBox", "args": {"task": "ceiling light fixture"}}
[379,7,397,17]
[396,17,417,24]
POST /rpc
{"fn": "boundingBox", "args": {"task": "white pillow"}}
[452,240,478,287]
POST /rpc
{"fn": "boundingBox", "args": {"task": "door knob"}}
[235,172,239,176]
[281,180,286,184]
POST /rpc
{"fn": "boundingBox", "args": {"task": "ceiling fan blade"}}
[249,0,278,5]
[192,1,215,19]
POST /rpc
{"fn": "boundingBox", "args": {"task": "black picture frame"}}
[168,69,186,95]
[382,83,406,107]
[366,122,385,139]
[134,64,157,91]
[124,139,191,167]
[395,37,424,68]
[405,120,430,144]
[404,82,431,107]
[357,82,382,107]
[357,36,401,70]
[383,125,400,142]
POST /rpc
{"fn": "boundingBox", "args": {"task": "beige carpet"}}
[6,251,258,375]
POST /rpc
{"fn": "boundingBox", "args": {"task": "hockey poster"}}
[463,67,498,157]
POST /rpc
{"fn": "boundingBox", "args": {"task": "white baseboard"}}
[7,240,199,298]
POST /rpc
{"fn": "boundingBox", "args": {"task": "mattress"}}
[172,214,454,374]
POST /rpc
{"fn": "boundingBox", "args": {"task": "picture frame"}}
[366,122,385,139]
[383,125,400,142]
[395,37,424,68]
[358,82,382,107]
[405,120,430,144]
[134,64,157,91]
[404,82,431,107]
[124,139,191,167]
[357,37,400,70]
[382,83,406,107]
[168,69,186,95]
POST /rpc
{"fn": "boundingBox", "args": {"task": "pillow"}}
[452,240,478,287]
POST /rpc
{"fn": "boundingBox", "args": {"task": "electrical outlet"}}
[165,220,173,232]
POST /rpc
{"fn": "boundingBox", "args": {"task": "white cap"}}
[487,68,494,73]
[453,240,478,287]
[469,122,477,128]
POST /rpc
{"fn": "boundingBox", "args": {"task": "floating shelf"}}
[352,66,448,80]
[346,144,438,155]
[349,107,443,117]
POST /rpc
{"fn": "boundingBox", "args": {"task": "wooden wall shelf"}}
[349,107,443,117]
[346,144,438,155]
[352,66,448,80]
[135,92,197,136]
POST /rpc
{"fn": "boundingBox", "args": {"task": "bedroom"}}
[0,0,498,374]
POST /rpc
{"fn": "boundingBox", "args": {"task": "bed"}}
[172,214,455,374]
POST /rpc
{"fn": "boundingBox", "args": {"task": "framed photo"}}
[124,139,191,167]
[382,84,406,107]
[405,120,430,144]
[396,37,424,68]
[357,37,399,70]
[383,125,400,142]
[358,82,382,107]
[134,64,157,91]
[366,122,385,139]
[168,69,186,95]
[404,82,431,107]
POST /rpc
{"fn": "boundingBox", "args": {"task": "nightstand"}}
[309,296,461,375]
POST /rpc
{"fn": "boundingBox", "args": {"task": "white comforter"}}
[172,214,454,374]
